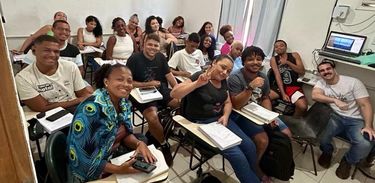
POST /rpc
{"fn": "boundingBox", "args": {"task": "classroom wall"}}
[3,0,222,50]
[278,0,375,108]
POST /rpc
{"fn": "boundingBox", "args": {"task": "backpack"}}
[260,127,295,181]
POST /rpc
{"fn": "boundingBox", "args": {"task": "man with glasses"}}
[313,59,374,179]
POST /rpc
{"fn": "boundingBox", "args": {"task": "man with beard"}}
[228,46,291,182]
[312,59,374,179]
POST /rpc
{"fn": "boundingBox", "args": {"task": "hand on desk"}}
[147,80,161,88]
[134,141,157,164]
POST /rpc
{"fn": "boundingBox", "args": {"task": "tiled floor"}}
[132,115,375,183]
[28,112,375,183]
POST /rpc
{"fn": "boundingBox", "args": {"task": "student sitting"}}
[219,24,234,55]
[228,46,292,182]
[197,21,217,52]
[228,41,244,72]
[171,55,260,183]
[23,20,85,76]
[198,34,215,65]
[126,33,180,166]
[142,16,177,57]
[126,14,143,52]
[67,63,156,182]
[15,35,92,112]
[168,33,205,78]
[167,16,185,38]
[12,11,67,54]
[105,17,135,62]
[269,40,307,116]
[77,15,103,50]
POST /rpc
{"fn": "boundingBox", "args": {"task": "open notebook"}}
[198,122,242,150]
[241,102,279,124]
[111,145,168,183]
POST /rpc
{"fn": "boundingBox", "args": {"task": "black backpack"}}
[260,127,295,181]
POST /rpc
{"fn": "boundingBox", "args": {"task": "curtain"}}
[218,0,286,58]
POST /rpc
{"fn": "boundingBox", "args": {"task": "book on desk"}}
[111,145,168,183]
[135,87,163,103]
[241,102,279,125]
[198,122,242,150]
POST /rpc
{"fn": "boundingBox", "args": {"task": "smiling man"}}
[23,20,84,75]
[15,35,92,112]
[126,33,179,166]
[228,46,291,182]
[312,59,374,179]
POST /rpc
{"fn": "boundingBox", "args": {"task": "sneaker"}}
[336,157,352,179]
[318,152,332,169]
[161,142,173,167]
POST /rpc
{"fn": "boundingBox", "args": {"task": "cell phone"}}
[302,78,310,82]
[132,160,157,173]
[46,109,70,122]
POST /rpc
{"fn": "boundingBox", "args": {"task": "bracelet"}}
[246,85,253,91]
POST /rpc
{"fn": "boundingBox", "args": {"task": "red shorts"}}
[285,86,304,103]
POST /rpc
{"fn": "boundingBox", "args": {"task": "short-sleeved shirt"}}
[23,41,83,67]
[228,68,270,104]
[168,49,205,75]
[184,71,228,121]
[314,75,369,119]
[15,60,86,102]
[126,52,170,87]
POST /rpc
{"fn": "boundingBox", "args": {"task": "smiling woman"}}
[67,63,157,182]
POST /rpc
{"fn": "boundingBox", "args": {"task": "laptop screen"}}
[324,31,366,56]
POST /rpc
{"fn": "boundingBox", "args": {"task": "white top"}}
[83,28,97,43]
[15,60,86,102]
[112,34,134,60]
[314,75,369,119]
[168,49,205,75]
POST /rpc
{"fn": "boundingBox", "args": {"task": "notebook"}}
[241,102,279,124]
[134,87,163,103]
[319,31,366,59]
[198,122,242,150]
[110,145,169,183]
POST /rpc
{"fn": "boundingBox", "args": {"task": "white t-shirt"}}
[15,60,86,102]
[23,41,83,67]
[314,75,369,119]
[168,49,205,75]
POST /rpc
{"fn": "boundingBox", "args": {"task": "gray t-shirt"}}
[228,69,270,104]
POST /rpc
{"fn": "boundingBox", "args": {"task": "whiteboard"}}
[2,0,182,37]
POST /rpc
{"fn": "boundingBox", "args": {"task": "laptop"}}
[319,31,367,64]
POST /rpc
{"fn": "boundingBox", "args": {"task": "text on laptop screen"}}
[326,32,366,56]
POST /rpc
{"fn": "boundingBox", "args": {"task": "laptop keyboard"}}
[319,51,361,64]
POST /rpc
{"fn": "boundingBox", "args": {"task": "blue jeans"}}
[320,112,374,164]
[195,117,260,183]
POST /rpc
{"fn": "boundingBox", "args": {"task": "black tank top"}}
[274,53,301,87]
